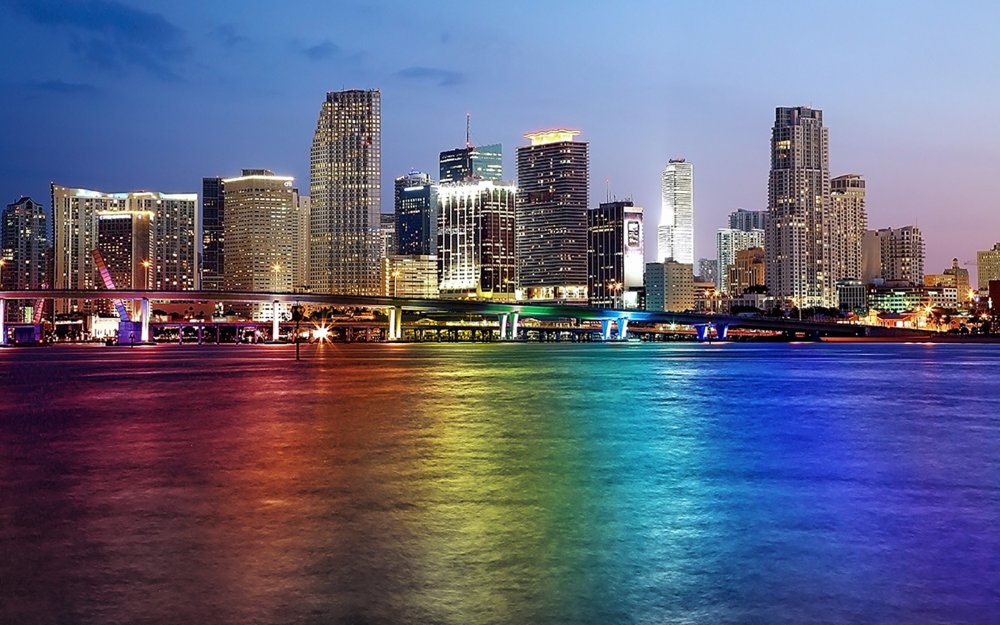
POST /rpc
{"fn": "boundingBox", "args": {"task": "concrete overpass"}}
[0,289,924,344]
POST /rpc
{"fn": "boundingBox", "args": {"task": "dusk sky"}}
[2,0,999,275]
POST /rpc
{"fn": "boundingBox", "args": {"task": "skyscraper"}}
[765,106,832,307]
[221,170,300,296]
[201,177,225,291]
[51,185,198,313]
[439,143,502,184]
[729,208,767,231]
[976,243,1000,291]
[437,180,516,300]
[657,159,694,264]
[830,174,867,282]
[2,197,50,322]
[516,129,589,302]
[587,200,644,308]
[716,227,765,293]
[862,226,924,286]
[310,89,381,295]
[2,197,50,291]
[394,171,438,256]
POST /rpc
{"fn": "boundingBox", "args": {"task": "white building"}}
[657,158,693,264]
[716,228,765,293]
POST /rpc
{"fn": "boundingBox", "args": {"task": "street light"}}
[141,259,152,290]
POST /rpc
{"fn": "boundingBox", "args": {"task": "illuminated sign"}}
[523,129,580,146]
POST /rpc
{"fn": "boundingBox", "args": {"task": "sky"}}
[2,0,999,277]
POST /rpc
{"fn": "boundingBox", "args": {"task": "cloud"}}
[211,23,246,49]
[395,66,466,88]
[26,80,99,94]
[9,0,189,80]
[294,39,362,63]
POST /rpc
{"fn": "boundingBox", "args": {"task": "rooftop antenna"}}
[605,178,611,203]
[465,112,472,148]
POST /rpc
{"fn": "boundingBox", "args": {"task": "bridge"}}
[0,289,924,345]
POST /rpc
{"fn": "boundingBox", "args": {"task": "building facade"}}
[309,89,381,295]
[765,106,832,307]
[437,180,517,300]
[222,170,300,299]
[728,246,766,297]
[2,197,51,322]
[644,260,694,312]
[201,177,225,291]
[587,200,644,308]
[976,243,1000,290]
[380,255,439,299]
[729,208,767,232]
[657,159,694,264]
[924,258,971,304]
[439,143,502,184]
[716,227,765,293]
[394,171,438,256]
[51,185,198,313]
[830,174,867,284]
[863,226,924,286]
[516,129,589,302]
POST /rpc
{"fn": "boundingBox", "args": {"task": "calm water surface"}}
[1,343,998,624]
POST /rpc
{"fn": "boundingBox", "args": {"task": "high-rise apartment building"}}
[437,180,517,300]
[587,200,644,308]
[95,211,152,291]
[765,106,832,307]
[394,171,438,256]
[976,243,1000,290]
[2,197,50,291]
[516,129,589,302]
[379,213,396,258]
[729,208,767,232]
[2,197,51,322]
[716,227,765,293]
[862,226,924,286]
[202,177,225,291]
[310,89,381,295]
[830,174,867,283]
[222,170,301,299]
[439,143,502,184]
[644,260,694,312]
[657,159,694,264]
[51,185,198,312]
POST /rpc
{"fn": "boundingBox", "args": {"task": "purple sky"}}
[2,0,999,278]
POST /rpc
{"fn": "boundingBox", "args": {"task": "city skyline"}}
[2,1,999,280]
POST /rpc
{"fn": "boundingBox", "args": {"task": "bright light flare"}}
[313,326,330,342]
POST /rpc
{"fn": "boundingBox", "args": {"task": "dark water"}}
[1,343,998,624]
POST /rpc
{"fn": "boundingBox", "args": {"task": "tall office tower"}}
[437,180,517,300]
[765,106,832,307]
[395,171,438,256]
[863,226,924,286]
[2,197,50,290]
[221,170,299,304]
[830,174,867,283]
[439,143,503,184]
[976,243,1000,290]
[729,208,767,232]
[657,159,694,264]
[51,185,198,313]
[644,260,694,312]
[516,129,589,302]
[310,89,381,295]
[587,200,644,308]
[202,177,225,291]
[716,227,765,293]
[697,258,718,284]
[2,197,51,322]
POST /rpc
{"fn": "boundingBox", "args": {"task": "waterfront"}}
[1,343,998,624]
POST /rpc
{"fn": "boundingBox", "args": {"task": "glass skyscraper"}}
[657,159,694,264]
[439,143,502,184]
[394,171,438,256]
[201,177,224,291]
